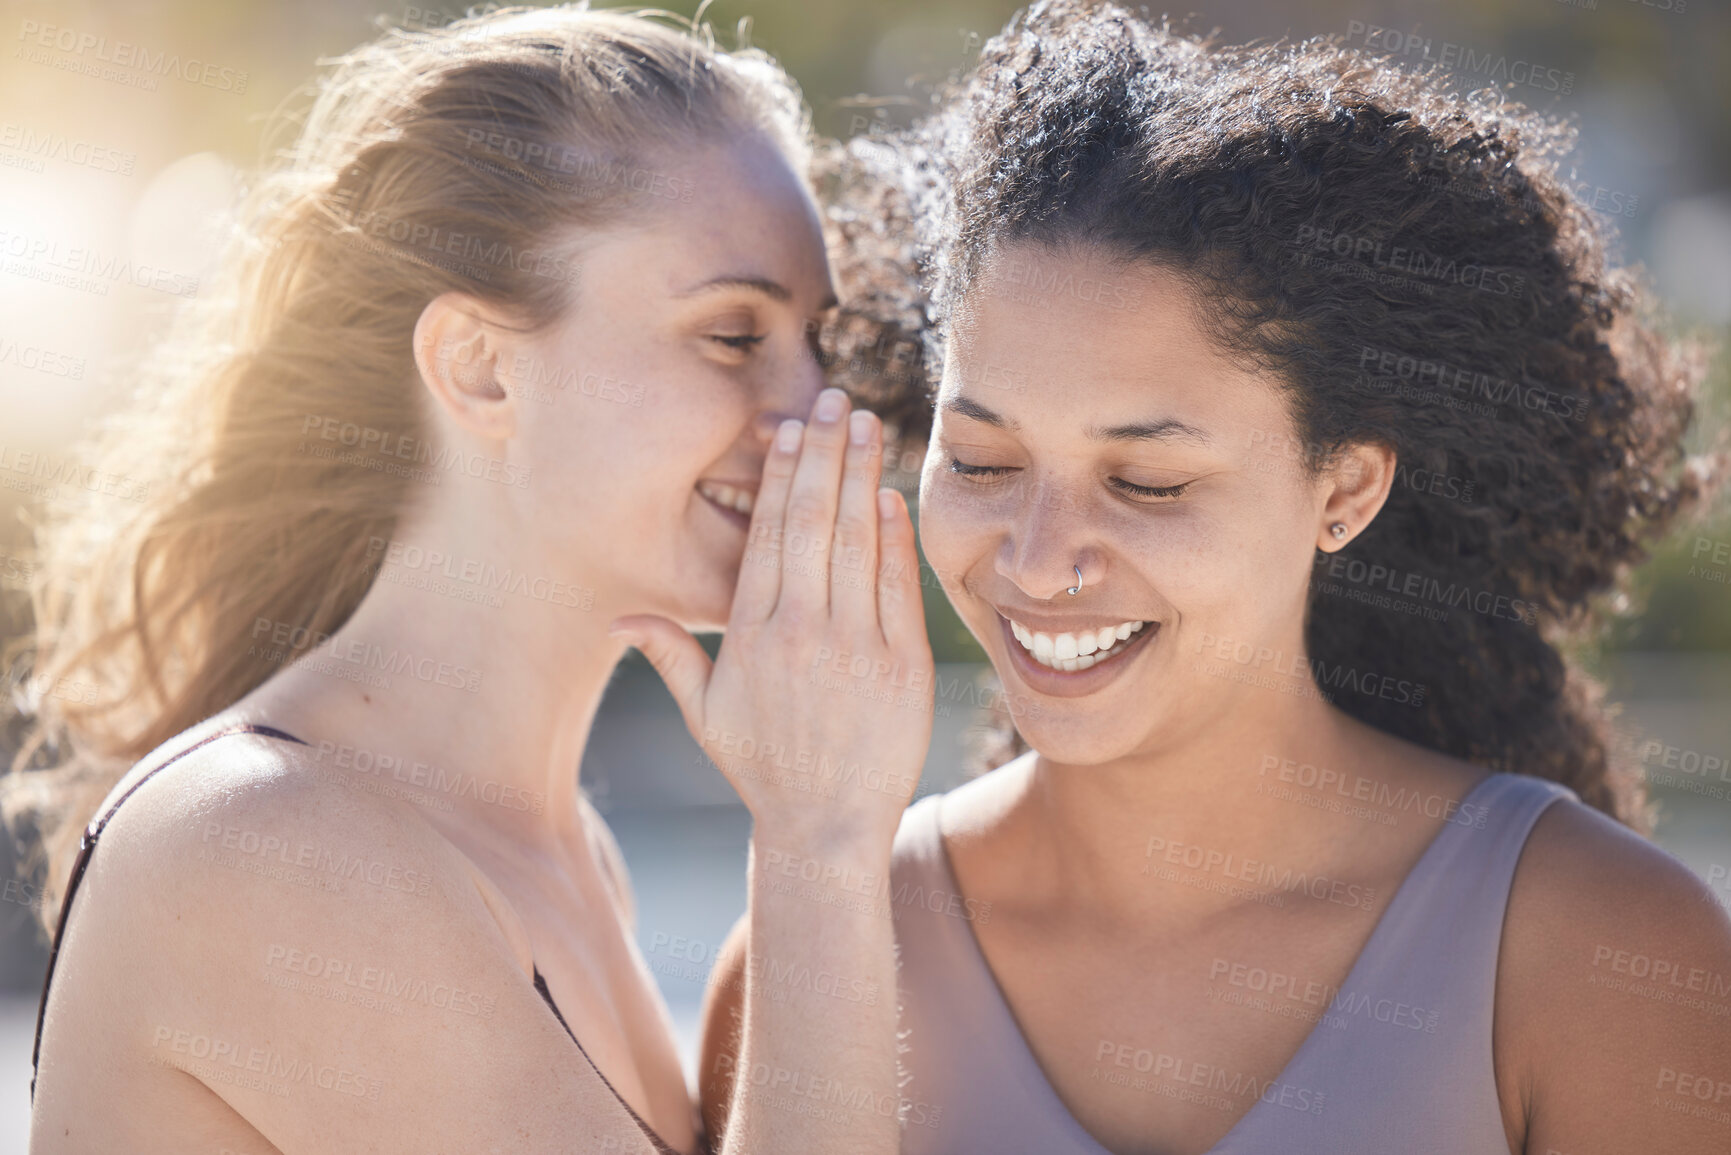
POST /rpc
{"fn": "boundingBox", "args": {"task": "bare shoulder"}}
[1504,794,1731,984]
[35,727,652,1154]
[49,725,534,1075]
[926,751,1037,847]
[1512,791,1727,919]
[1497,792,1731,1152]
[76,726,500,945]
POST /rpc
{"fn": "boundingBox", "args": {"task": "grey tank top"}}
[889,772,1574,1154]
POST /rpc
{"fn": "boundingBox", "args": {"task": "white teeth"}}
[1007,617,1149,671]
[699,481,756,516]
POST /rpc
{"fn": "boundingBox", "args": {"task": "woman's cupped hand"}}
[609,387,935,852]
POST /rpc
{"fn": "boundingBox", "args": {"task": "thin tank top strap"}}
[32,723,306,1099]
[1443,771,1575,880]
[532,967,682,1155]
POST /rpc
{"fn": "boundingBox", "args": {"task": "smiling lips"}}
[1008,617,1150,672]
[698,479,756,516]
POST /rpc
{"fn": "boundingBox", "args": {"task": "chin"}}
[1011,721,1151,768]
[673,578,736,632]
[646,548,739,628]
[981,669,1154,768]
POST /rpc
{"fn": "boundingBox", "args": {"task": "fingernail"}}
[814,388,846,423]
[849,409,874,446]
[775,419,803,454]
[878,488,898,518]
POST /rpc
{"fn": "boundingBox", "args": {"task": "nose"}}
[994,477,1098,601]
[749,327,829,446]
[750,404,811,447]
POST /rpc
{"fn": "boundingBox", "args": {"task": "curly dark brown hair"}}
[822,0,1722,829]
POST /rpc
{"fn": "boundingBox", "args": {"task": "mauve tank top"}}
[889,772,1574,1154]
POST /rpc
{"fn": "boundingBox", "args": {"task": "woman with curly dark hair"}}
[701,3,1731,1152]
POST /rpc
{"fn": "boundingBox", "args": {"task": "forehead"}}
[566,133,831,297]
[943,242,1284,430]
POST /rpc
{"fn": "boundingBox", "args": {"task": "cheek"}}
[642,369,755,456]
[915,480,996,575]
[523,403,629,492]
[597,390,739,475]
[1136,492,1316,631]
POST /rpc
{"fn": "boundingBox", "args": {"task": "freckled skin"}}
[30,135,842,1155]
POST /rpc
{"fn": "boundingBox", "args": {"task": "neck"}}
[1006,687,1391,930]
[241,508,631,852]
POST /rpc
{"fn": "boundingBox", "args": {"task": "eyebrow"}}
[1090,418,1213,446]
[943,395,1212,446]
[676,275,839,311]
[943,395,1011,428]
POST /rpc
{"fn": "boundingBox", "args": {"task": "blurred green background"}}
[2,0,1728,657]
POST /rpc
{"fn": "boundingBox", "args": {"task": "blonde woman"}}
[9,8,930,1153]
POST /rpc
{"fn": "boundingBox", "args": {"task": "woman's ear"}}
[1316,440,1396,551]
[412,292,518,441]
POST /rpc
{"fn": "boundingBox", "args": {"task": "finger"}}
[778,388,852,617]
[829,409,885,631]
[731,418,803,626]
[609,615,713,745]
[875,488,930,656]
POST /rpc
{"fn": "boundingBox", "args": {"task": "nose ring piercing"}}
[1330,522,1348,540]
[1067,565,1083,596]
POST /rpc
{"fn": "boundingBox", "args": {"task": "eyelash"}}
[711,334,767,351]
[1111,478,1191,499]
[948,459,1191,500]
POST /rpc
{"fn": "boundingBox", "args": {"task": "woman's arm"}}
[613,391,932,1155]
[696,914,753,1144]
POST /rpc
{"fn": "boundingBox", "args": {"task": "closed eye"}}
[950,459,1191,502]
[711,334,767,351]
[1111,477,1190,499]
[949,458,1014,478]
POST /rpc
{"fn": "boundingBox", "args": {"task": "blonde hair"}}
[2,4,809,926]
